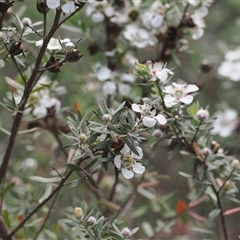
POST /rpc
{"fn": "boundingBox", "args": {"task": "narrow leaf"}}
[29,176,61,183]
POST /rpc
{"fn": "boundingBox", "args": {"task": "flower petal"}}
[102,81,116,95]
[62,2,75,14]
[155,114,167,125]
[114,155,121,169]
[132,146,143,160]
[120,144,130,155]
[156,69,168,82]
[132,163,145,174]
[186,84,199,93]
[132,103,141,112]
[164,94,176,104]
[46,0,60,9]
[122,168,134,179]
[180,95,193,104]
[142,116,156,127]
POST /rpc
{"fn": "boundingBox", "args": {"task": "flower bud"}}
[22,17,32,26]
[224,181,231,190]
[201,147,212,157]
[231,159,240,169]
[152,129,163,138]
[200,59,213,73]
[102,113,112,123]
[121,227,131,237]
[10,41,24,56]
[87,216,97,224]
[211,140,220,153]
[196,108,209,121]
[79,133,87,142]
[36,0,50,14]
[74,207,83,219]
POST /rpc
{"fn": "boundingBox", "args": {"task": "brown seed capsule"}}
[180,14,195,28]
[0,2,8,15]
[65,49,82,62]
[36,0,50,14]
[9,41,24,56]
[45,56,62,73]
[200,59,214,73]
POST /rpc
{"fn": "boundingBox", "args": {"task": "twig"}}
[211,185,228,240]
[108,177,118,202]
[33,192,60,240]
[0,216,13,240]
[8,170,73,238]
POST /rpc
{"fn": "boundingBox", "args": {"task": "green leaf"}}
[69,176,86,189]
[25,218,43,227]
[107,124,122,135]
[29,176,61,183]
[0,127,11,135]
[66,164,82,171]
[208,209,221,222]
[3,210,10,228]
[39,184,52,203]
[87,175,98,189]
[178,171,192,178]
[84,158,98,170]
[125,139,139,156]
[191,227,214,234]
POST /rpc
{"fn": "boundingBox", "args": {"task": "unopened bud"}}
[22,17,32,26]
[102,113,112,123]
[121,227,131,237]
[36,0,50,14]
[200,59,213,73]
[197,108,209,121]
[9,41,23,56]
[211,140,220,153]
[45,56,61,73]
[201,147,212,157]
[74,207,83,219]
[224,181,231,190]
[152,129,163,138]
[87,216,97,224]
[231,159,239,169]
[79,133,87,142]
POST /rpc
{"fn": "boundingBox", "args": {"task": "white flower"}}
[85,1,114,22]
[46,0,60,9]
[62,0,75,14]
[163,82,199,107]
[191,6,208,40]
[32,89,61,118]
[123,24,157,49]
[35,38,74,50]
[146,61,173,82]
[132,103,167,127]
[114,144,145,179]
[211,109,238,138]
[102,81,117,95]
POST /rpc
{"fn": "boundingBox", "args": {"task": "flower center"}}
[122,155,134,169]
[174,90,184,99]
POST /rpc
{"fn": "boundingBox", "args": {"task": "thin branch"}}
[0,216,13,240]
[211,185,228,240]
[8,170,73,238]
[33,192,60,240]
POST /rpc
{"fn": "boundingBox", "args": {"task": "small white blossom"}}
[123,24,157,49]
[197,108,209,121]
[132,103,167,127]
[211,109,238,138]
[35,38,74,50]
[146,61,173,82]
[163,82,199,107]
[191,6,209,40]
[114,144,145,179]
[87,216,97,224]
[46,0,60,9]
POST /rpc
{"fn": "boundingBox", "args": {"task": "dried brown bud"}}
[111,137,124,152]
[88,43,99,55]
[0,2,8,15]
[181,14,195,28]
[65,49,82,62]
[9,41,24,56]
[45,56,62,73]
[200,59,214,73]
[211,140,220,153]
[128,9,139,22]
[36,0,50,14]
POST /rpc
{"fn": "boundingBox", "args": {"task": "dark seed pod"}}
[45,56,62,73]
[65,49,82,62]
[9,41,24,56]
[200,59,214,73]
[36,0,50,14]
